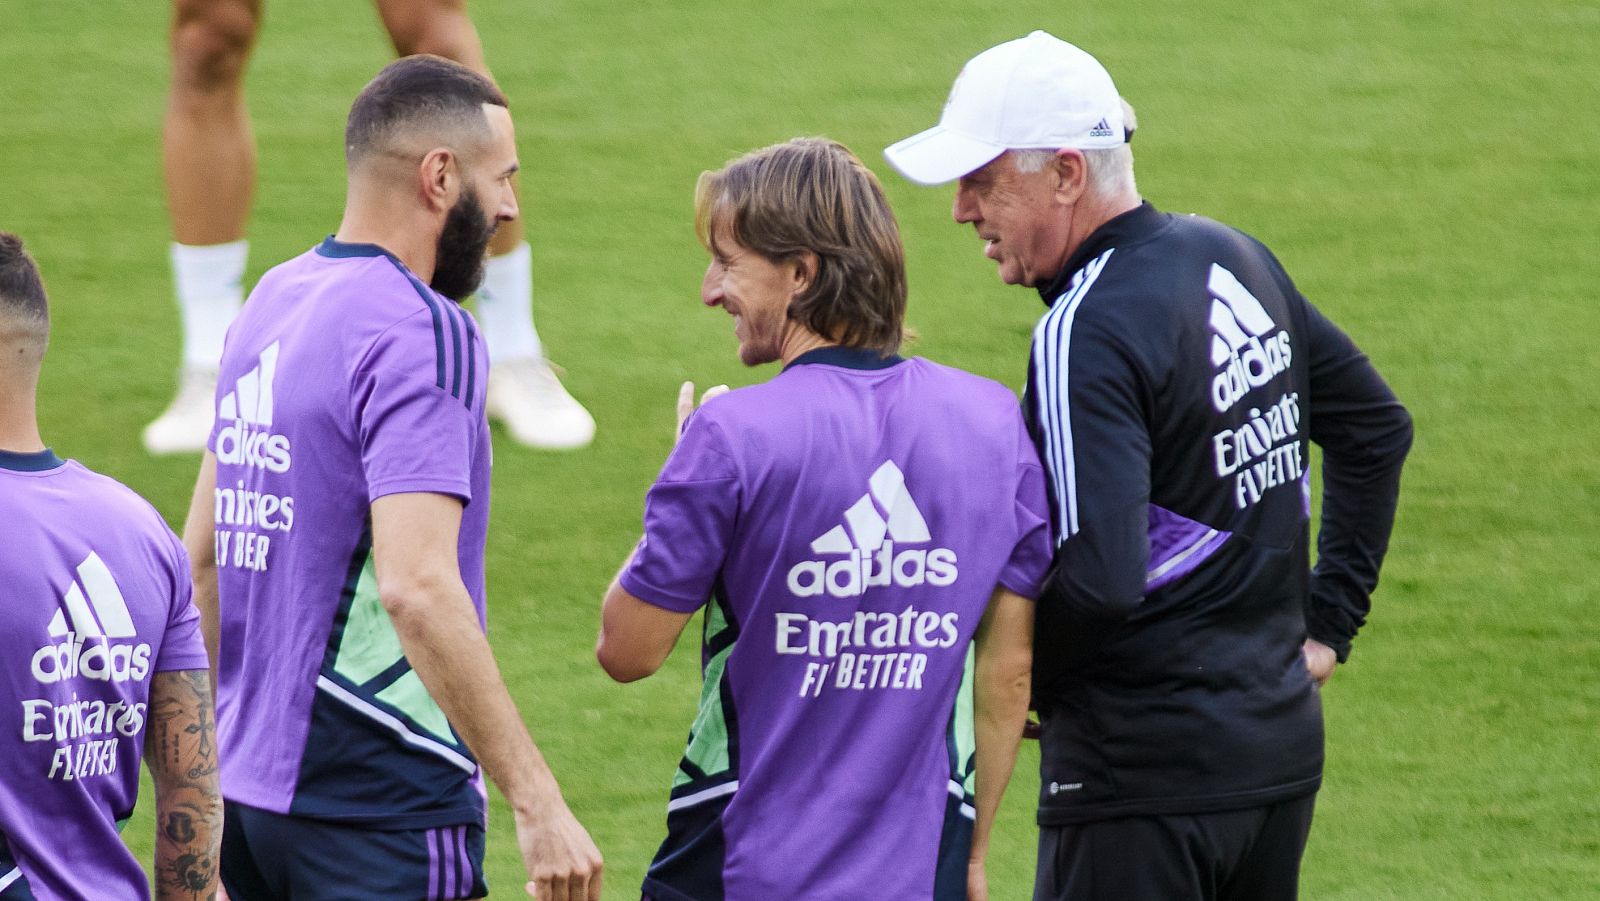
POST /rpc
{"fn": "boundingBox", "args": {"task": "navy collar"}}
[0,447,65,472]
[784,346,905,372]
[316,236,393,259]
[1036,201,1168,307]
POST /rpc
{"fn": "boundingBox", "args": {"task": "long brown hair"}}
[695,138,907,355]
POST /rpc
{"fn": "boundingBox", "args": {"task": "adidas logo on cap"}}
[32,552,152,685]
[786,461,959,599]
[1088,117,1116,138]
[216,341,292,473]
[1207,264,1293,412]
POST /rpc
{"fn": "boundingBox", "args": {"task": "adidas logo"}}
[216,341,292,473]
[786,461,959,599]
[1206,264,1293,412]
[1088,117,1116,139]
[219,340,277,426]
[32,552,153,685]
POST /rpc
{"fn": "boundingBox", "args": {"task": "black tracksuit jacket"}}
[1024,201,1413,825]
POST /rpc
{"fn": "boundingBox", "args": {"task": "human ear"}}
[418,148,457,213]
[791,251,819,295]
[1052,149,1088,205]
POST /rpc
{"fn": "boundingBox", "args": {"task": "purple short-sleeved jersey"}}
[207,238,490,828]
[0,449,208,901]
[621,348,1052,901]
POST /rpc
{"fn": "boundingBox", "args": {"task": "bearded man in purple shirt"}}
[597,138,1053,901]
[179,56,600,900]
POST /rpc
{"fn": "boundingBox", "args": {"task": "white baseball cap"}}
[884,31,1126,186]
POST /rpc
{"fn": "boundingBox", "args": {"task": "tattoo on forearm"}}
[147,670,222,901]
[163,811,197,844]
[170,852,216,895]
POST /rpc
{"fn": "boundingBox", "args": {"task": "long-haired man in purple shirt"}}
[598,138,1053,901]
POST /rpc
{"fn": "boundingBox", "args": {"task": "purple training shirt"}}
[622,347,1052,901]
[0,449,208,901]
[207,238,490,828]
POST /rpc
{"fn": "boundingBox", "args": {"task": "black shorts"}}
[1033,794,1317,901]
[0,841,36,900]
[221,801,487,900]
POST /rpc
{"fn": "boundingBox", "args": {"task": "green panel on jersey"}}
[951,644,976,797]
[374,669,455,743]
[332,555,405,685]
[673,599,736,788]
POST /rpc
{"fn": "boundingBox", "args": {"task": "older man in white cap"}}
[886,31,1413,901]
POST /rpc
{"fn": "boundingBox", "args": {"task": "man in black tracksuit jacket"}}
[886,31,1412,901]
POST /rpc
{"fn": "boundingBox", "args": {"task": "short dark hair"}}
[345,54,508,164]
[0,232,49,326]
[695,138,908,356]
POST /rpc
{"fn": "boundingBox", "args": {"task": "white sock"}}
[477,242,543,364]
[171,240,247,370]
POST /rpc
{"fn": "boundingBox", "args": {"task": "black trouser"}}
[1033,794,1317,901]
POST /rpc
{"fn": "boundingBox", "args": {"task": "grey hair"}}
[1011,98,1139,198]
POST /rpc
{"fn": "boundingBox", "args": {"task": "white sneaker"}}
[142,367,218,455]
[486,358,596,450]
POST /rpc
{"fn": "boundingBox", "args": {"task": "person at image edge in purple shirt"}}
[0,232,222,901]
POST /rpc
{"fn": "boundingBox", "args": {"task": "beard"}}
[430,189,497,302]
[735,306,785,367]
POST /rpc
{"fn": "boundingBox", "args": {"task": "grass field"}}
[3,0,1598,897]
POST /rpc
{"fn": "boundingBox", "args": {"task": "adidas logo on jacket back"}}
[1207,264,1293,412]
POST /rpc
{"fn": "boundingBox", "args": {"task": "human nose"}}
[701,261,725,307]
[952,184,978,224]
[498,183,519,222]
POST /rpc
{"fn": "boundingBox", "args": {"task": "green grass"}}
[3,0,1597,897]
